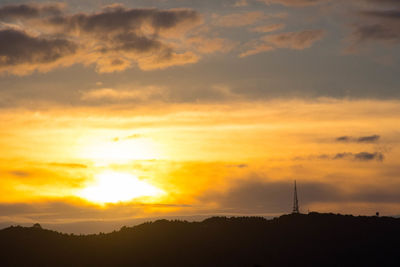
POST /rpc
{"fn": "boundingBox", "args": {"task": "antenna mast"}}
[292,180,299,214]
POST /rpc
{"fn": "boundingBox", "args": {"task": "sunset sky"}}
[1,0,400,233]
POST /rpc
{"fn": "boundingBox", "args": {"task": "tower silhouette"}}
[292,180,299,214]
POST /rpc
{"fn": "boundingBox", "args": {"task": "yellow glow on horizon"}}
[77,171,165,204]
[78,137,162,165]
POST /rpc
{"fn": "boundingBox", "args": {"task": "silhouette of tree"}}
[0,213,399,266]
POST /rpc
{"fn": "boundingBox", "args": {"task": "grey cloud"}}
[365,0,400,6]
[46,7,201,57]
[9,170,30,177]
[258,0,329,7]
[352,23,400,44]
[0,200,187,224]
[335,135,380,143]
[0,3,63,20]
[354,152,384,161]
[298,151,385,161]
[333,152,352,159]
[0,4,202,74]
[349,2,400,47]
[47,7,201,35]
[336,136,350,142]
[240,29,325,57]
[227,164,249,168]
[264,30,326,49]
[357,135,380,143]
[0,29,77,67]
[202,177,400,215]
[202,180,343,214]
[109,32,164,53]
[333,152,384,161]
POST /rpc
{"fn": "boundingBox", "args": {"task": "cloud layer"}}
[0,3,203,74]
[241,29,325,57]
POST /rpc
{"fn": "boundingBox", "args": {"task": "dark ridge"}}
[0,212,399,266]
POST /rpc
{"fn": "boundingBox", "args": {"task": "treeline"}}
[0,213,399,266]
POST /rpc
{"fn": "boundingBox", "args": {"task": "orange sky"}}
[1,99,399,233]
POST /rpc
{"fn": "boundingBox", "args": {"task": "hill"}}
[0,212,399,266]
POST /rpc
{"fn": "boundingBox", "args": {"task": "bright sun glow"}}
[77,171,164,204]
[78,136,162,166]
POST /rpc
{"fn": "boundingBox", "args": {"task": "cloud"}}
[333,152,352,160]
[257,0,329,7]
[348,1,400,49]
[0,3,63,20]
[9,171,30,177]
[234,0,249,7]
[81,87,164,101]
[364,0,400,7]
[113,134,142,142]
[186,36,237,54]
[357,135,381,143]
[354,152,384,161]
[214,12,265,27]
[46,6,202,36]
[263,29,326,49]
[250,23,285,33]
[336,136,350,142]
[240,43,275,57]
[335,135,380,143]
[0,200,189,226]
[48,163,88,169]
[333,152,384,161]
[136,51,200,70]
[240,29,325,57]
[227,164,249,168]
[297,151,385,162]
[0,4,203,75]
[202,179,342,214]
[0,28,78,75]
[202,178,400,214]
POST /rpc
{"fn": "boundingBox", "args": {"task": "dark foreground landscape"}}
[1,212,399,266]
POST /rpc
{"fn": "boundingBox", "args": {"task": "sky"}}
[0,0,400,233]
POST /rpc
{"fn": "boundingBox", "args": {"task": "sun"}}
[77,171,164,204]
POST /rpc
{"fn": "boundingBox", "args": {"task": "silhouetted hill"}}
[1,212,399,266]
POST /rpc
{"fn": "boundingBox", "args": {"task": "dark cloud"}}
[9,170,30,177]
[47,6,201,35]
[0,29,77,70]
[202,178,400,214]
[298,151,385,161]
[335,135,380,143]
[202,180,341,214]
[354,152,384,161]
[333,152,384,161]
[333,152,352,159]
[0,3,63,20]
[227,164,249,168]
[0,4,202,74]
[349,2,400,47]
[336,136,350,142]
[357,135,380,143]
[258,0,329,7]
[240,29,325,57]
[108,32,164,53]
[265,30,325,49]
[365,0,400,7]
[0,200,190,226]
